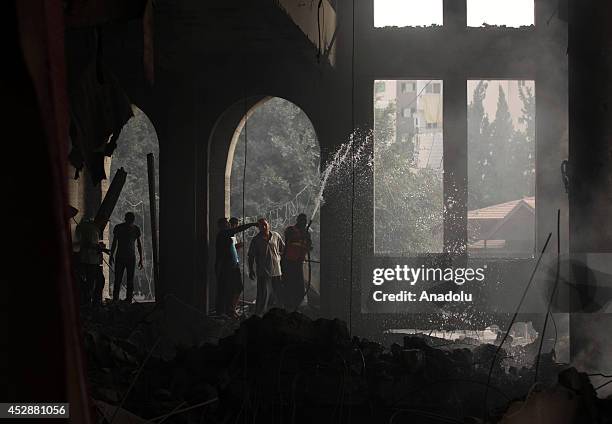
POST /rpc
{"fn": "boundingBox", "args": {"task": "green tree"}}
[468,83,535,210]
[374,101,443,254]
[487,85,516,206]
[467,81,491,210]
[515,84,536,195]
[231,98,320,220]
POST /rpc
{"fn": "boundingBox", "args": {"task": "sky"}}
[374,0,534,28]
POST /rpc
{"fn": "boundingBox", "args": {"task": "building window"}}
[374,0,443,28]
[467,0,534,28]
[374,81,386,94]
[425,82,441,94]
[467,80,536,257]
[401,81,416,93]
[374,79,444,254]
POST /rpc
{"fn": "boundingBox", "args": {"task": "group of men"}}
[75,208,311,315]
[73,212,144,305]
[215,213,312,318]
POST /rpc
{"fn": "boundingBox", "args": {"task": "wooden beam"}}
[94,167,127,232]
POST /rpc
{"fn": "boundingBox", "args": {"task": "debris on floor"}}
[499,368,612,424]
[82,305,612,423]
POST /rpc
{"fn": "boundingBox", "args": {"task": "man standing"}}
[215,217,257,317]
[248,218,285,316]
[283,213,312,310]
[74,216,105,306]
[110,212,143,302]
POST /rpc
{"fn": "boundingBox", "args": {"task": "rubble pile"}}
[83,306,612,423]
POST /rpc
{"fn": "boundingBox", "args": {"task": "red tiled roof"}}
[468,196,535,220]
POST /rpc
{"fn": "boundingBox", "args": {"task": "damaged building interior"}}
[7,0,612,422]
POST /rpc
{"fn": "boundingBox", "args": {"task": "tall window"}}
[425,83,441,94]
[401,82,416,93]
[467,80,536,257]
[374,80,444,254]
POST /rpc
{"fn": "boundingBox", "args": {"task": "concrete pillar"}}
[155,69,201,307]
[568,0,612,367]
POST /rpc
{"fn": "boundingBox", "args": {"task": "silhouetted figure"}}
[215,217,257,317]
[110,212,143,302]
[283,213,312,310]
[74,217,105,306]
[229,217,245,256]
[248,218,285,315]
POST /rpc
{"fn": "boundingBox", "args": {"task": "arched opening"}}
[108,105,159,302]
[225,97,321,310]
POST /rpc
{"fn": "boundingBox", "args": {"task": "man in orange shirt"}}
[282,213,312,311]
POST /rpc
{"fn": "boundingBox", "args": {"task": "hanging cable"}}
[241,102,248,315]
[345,2,357,423]
[595,379,612,391]
[349,0,356,339]
[482,232,552,420]
[241,11,249,424]
[535,209,561,382]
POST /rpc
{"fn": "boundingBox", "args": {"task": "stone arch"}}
[107,104,159,301]
[208,96,321,311]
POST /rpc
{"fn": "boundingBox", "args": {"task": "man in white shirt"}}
[248,218,285,316]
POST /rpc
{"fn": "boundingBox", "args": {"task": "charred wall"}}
[152,0,353,311]
[568,0,612,369]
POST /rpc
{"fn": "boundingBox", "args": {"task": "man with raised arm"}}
[215,217,258,317]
